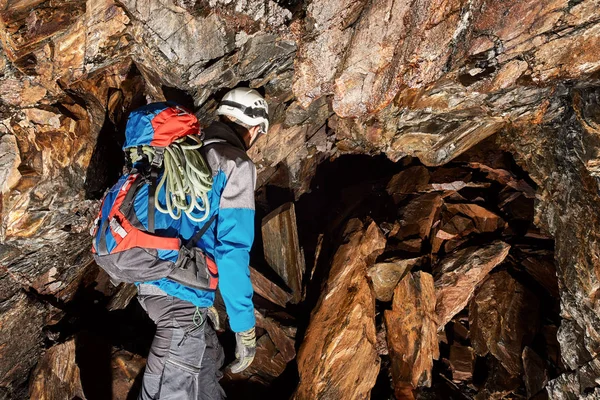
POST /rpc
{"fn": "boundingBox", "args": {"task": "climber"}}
[134,88,267,400]
[91,88,268,399]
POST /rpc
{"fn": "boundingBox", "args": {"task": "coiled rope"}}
[129,135,213,222]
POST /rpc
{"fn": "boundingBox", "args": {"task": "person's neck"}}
[221,120,250,150]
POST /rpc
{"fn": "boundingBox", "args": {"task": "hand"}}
[228,327,256,373]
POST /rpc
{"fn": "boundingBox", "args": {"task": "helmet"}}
[216,88,269,134]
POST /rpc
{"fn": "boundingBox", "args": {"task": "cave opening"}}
[241,134,562,399]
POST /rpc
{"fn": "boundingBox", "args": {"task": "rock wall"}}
[0,0,600,397]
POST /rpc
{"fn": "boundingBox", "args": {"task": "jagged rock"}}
[250,266,292,308]
[261,202,305,304]
[107,283,138,311]
[547,357,600,399]
[450,320,470,344]
[523,347,547,398]
[435,241,511,328]
[292,0,369,108]
[386,166,431,197]
[255,310,295,363]
[0,291,52,396]
[110,349,146,400]
[470,271,540,376]
[376,323,389,356]
[448,345,474,383]
[295,220,385,400]
[542,325,562,369]
[445,203,506,233]
[0,0,599,395]
[367,257,422,302]
[521,257,559,298]
[385,271,439,397]
[395,193,443,240]
[431,215,475,253]
[0,134,21,193]
[475,356,523,400]
[28,339,85,400]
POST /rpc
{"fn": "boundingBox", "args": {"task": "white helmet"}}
[216,88,269,134]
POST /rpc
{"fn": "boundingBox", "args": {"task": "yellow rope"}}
[129,135,213,222]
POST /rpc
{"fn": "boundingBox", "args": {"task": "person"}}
[136,88,269,399]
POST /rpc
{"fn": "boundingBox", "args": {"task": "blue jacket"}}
[137,121,256,332]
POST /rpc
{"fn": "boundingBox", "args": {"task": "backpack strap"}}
[147,167,158,233]
[185,214,217,250]
[203,138,226,146]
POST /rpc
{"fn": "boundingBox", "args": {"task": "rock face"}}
[295,220,385,400]
[261,202,305,303]
[434,241,511,328]
[28,339,85,400]
[469,271,540,376]
[0,0,599,398]
[385,271,439,398]
[367,257,422,302]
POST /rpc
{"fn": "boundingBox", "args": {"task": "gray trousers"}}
[137,294,225,400]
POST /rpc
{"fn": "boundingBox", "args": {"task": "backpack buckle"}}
[109,218,128,239]
[151,147,165,167]
[90,218,100,237]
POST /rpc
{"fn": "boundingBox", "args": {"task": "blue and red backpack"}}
[90,102,218,291]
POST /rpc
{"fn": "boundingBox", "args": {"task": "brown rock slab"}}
[470,271,541,375]
[385,271,439,396]
[448,345,474,382]
[250,266,292,308]
[262,202,305,304]
[0,135,21,193]
[475,355,523,400]
[523,346,548,398]
[431,215,476,253]
[29,339,86,400]
[522,257,559,298]
[111,349,146,400]
[107,283,138,311]
[386,166,431,198]
[446,203,506,233]
[396,193,443,240]
[295,220,385,400]
[450,320,470,343]
[255,310,296,363]
[435,241,511,328]
[367,257,423,302]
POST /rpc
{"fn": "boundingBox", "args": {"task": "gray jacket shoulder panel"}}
[203,143,256,210]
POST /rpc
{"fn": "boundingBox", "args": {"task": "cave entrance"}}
[242,135,562,399]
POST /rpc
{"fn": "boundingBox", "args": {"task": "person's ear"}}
[250,125,261,139]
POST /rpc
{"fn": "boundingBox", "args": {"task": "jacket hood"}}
[203,121,247,151]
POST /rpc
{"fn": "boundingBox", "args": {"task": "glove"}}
[228,327,256,373]
[206,306,221,331]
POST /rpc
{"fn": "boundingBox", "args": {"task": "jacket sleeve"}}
[214,156,256,333]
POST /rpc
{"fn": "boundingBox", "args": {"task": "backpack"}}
[90,102,218,291]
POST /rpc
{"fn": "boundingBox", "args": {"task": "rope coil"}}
[129,135,213,222]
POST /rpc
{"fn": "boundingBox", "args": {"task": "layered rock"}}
[295,220,385,399]
[469,271,540,375]
[385,271,439,398]
[434,241,511,328]
[0,0,599,397]
[28,339,85,400]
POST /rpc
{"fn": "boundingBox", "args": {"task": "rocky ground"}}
[1,0,600,399]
